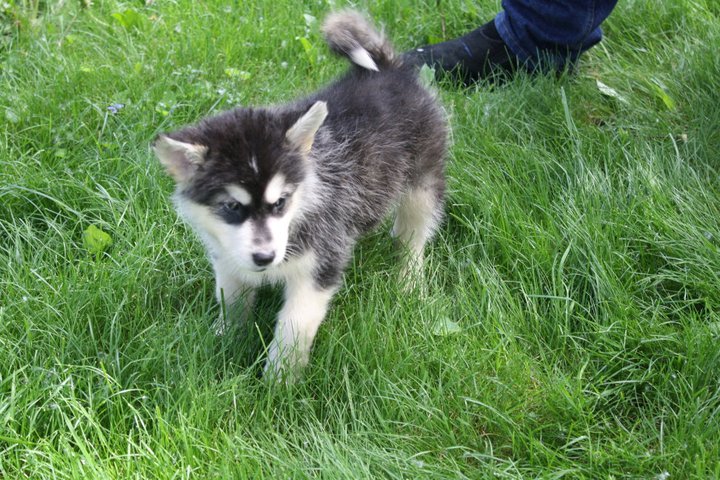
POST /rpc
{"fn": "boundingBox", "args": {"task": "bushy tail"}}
[322,10,398,71]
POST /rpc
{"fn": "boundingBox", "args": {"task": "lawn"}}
[1,0,719,478]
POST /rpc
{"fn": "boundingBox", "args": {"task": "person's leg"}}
[496,0,619,71]
[405,0,618,83]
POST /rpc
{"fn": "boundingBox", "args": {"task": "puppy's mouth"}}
[249,262,279,273]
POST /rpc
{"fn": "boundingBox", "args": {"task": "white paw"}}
[212,314,229,336]
[399,252,426,296]
[263,341,307,384]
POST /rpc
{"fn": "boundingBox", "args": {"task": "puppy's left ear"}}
[153,135,208,184]
[286,101,328,155]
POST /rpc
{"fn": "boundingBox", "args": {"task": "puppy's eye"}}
[218,201,248,224]
[272,197,287,214]
[222,201,242,212]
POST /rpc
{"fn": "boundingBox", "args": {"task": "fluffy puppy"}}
[154,10,448,381]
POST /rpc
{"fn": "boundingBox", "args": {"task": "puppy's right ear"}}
[153,135,208,183]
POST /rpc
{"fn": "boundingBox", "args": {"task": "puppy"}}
[153,10,448,381]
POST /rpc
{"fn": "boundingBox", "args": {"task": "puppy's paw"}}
[212,314,230,336]
[263,341,308,384]
[399,252,427,296]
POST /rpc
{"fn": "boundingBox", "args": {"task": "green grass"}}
[1,0,719,477]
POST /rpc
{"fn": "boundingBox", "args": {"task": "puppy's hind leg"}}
[392,180,445,290]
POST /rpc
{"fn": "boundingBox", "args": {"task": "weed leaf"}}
[83,225,113,256]
[112,9,142,30]
[432,317,462,336]
[596,79,629,104]
[649,79,676,110]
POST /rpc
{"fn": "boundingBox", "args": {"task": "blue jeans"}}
[495,0,618,70]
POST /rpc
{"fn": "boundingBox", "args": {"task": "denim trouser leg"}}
[495,0,618,70]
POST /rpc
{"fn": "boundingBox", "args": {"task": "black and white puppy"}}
[154,10,448,381]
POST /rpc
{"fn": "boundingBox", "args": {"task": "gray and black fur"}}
[154,10,448,381]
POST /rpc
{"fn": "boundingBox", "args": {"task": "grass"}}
[1,0,719,478]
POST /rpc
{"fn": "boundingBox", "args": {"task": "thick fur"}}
[154,10,448,381]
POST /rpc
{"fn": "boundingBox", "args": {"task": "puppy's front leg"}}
[212,261,256,335]
[264,277,335,382]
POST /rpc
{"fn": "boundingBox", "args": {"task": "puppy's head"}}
[154,101,327,272]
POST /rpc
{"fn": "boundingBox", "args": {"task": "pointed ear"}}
[285,101,328,155]
[153,135,208,183]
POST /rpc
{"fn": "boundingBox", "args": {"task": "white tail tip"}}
[349,47,379,71]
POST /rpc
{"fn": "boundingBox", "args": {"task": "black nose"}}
[252,251,275,267]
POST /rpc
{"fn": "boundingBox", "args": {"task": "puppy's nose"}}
[252,251,275,267]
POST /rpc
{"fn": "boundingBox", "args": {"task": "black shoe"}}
[403,20,519,85]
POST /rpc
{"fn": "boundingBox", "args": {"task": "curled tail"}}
[322,10,398,71]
